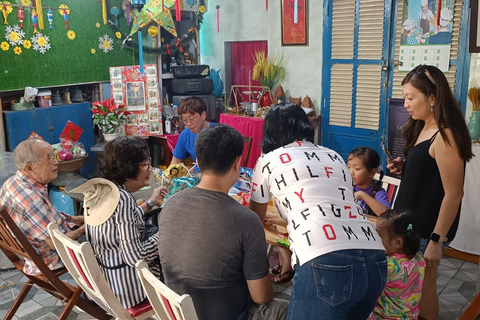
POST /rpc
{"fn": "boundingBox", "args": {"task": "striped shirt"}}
[86,185,160,309]
[0,171,69,275]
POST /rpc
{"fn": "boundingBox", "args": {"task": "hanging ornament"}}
[35,0,44,29]
[138,27,144,72]
[102,0,107,24]
[294,0,298,24]
[266,0,268,11]
[47,9,53,29]
[216,1,220,33]
[175,0,181,22]
[110,6,121,27]
[1,2,13,25]
[5,25,25,46]
[58,4,69,29]
[17,6,24,28]
[148,25,159,38]
[98,34,114,53]
[31,32,51,54]
[122,0,131,26]
[31,8,38,33]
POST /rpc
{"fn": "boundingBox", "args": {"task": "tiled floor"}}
[0,254,476,320]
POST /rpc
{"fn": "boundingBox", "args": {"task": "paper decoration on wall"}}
[13,46,21,54]
[216,0,220,33]
[35,0,44,29]
[67,30,76,40]
[1,41,9,51]
[110,64,162,137]
[22,39,30,48]
[148,25,158,37]
[17,6,24,27]
[110,6,121,27]
[1,2,13,25]
[5,25,25,46]
[31,32,51,54]
[122,0,132,26]
[47,9,53,29]
[102,0,107,24]
[58,4,69,29]
[98,34,113,53]
[17,0,31,6]
[30,9,38,33]
[129,0,177,37]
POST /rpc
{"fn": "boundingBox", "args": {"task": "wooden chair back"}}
[242,136,253,168]
[48,223,154,320]
[373,173,401,208]
[136,260,198,320]
[0,210,108,320]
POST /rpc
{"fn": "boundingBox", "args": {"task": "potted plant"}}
[252,51,286,105]
[91,98,127,141]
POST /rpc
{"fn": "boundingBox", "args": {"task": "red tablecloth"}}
[220,113,264,168]
[164,134,179,152]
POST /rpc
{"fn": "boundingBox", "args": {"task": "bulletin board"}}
[0,0,134,92]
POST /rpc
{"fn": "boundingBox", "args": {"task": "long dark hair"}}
[380,209,420,257]
[262,103,314,154]
[401,65,472,161]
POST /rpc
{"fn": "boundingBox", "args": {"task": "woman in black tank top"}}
[387,65,472,320]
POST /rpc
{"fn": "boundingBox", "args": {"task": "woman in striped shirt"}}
[87,136,167,309]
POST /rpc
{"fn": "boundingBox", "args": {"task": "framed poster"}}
[281,0,308,46]
[471,0,480,53]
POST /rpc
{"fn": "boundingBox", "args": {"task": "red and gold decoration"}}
[58,4,69,29]
[1,1,13,25]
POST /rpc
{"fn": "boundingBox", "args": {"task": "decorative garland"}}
[105,0,205,64]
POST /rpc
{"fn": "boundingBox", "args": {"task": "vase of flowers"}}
[91,98,127,141]
[252,51,286,99]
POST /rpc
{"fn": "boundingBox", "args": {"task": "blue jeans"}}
[286,249,387,320]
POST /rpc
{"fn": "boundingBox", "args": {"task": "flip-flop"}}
[271,264,282,275]
[274,270,295,283]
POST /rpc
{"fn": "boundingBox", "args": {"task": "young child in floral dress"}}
[370,209,426,319]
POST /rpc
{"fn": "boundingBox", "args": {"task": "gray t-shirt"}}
[159,187,269,320]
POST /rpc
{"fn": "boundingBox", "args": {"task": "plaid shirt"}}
[0,171,69,275]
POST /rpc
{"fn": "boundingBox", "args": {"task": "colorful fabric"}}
[0,171,69,275]
[369,252,426,319]
[354,184,390,215]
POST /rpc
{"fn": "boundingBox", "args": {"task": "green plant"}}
[252,52,286,93]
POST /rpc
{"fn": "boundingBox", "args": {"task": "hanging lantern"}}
[148,25,159,37]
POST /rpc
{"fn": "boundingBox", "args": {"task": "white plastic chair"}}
[136,260,198,320]
[373,173,401,208]
[47,223,156,320]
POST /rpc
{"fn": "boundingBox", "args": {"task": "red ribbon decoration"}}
[162,0,164,12]
[175,0,181,21]
[266,0,268,11]
[216,6,220,33]
[176,38,184,53]
[166,43,171,55]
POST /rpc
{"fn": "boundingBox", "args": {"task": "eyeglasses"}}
[414,65,436,86]
[35,152,57,164]
[181,114,201,125]
[140,158,152,170]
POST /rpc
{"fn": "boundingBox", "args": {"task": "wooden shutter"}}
[391,0,463,98]
[329,0,385,130]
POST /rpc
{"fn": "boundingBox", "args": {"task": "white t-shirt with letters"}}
[251,141,385,266]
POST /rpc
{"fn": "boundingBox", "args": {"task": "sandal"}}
[274,270,295,283]
[271,264,282,275]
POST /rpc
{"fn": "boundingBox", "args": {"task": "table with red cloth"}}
[220,113,264,168]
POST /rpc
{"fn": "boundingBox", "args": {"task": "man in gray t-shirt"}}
[159,124,288,320]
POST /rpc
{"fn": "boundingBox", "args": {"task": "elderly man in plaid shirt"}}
[0,139,85,275]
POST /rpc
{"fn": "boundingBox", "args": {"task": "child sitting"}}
[370,209,426,319]
[348,146,390,216]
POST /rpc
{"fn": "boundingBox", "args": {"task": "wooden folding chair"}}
[373,173,401,208]
[47,223,156,320]
[136,260,198,320]
[242,136,253,168]
[0,210,109,320]
[459,292,480,320]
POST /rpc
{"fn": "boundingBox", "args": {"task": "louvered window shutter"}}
[330,0,385,130]
[391,0,462,98]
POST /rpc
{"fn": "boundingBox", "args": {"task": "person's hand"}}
[423,241,443,268]
[70,215,85,226]
[387,157,404,175]
[354,191,366,200]
[263,218,275,227]
[150,186,168,206]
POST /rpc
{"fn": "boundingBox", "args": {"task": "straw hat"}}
[69,178,120,226]
[439,7,453,27]
[403,17,415,31]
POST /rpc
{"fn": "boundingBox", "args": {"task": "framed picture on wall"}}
[281,0,308,46]
[471,0,480,52]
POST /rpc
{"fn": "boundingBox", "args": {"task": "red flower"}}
[108,103,116,112]
[99,109,108,115]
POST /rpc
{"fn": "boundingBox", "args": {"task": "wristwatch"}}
[145,199,154,211]
[430,232,448,243]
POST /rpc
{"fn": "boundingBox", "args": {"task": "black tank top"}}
[395,131,461,241]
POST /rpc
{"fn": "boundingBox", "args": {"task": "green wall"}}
[0,0,135,92]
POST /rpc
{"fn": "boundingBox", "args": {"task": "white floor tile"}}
[15,299,42,318]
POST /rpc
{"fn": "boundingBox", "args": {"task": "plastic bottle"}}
[170,56,177,72]
[277,96,283,104]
